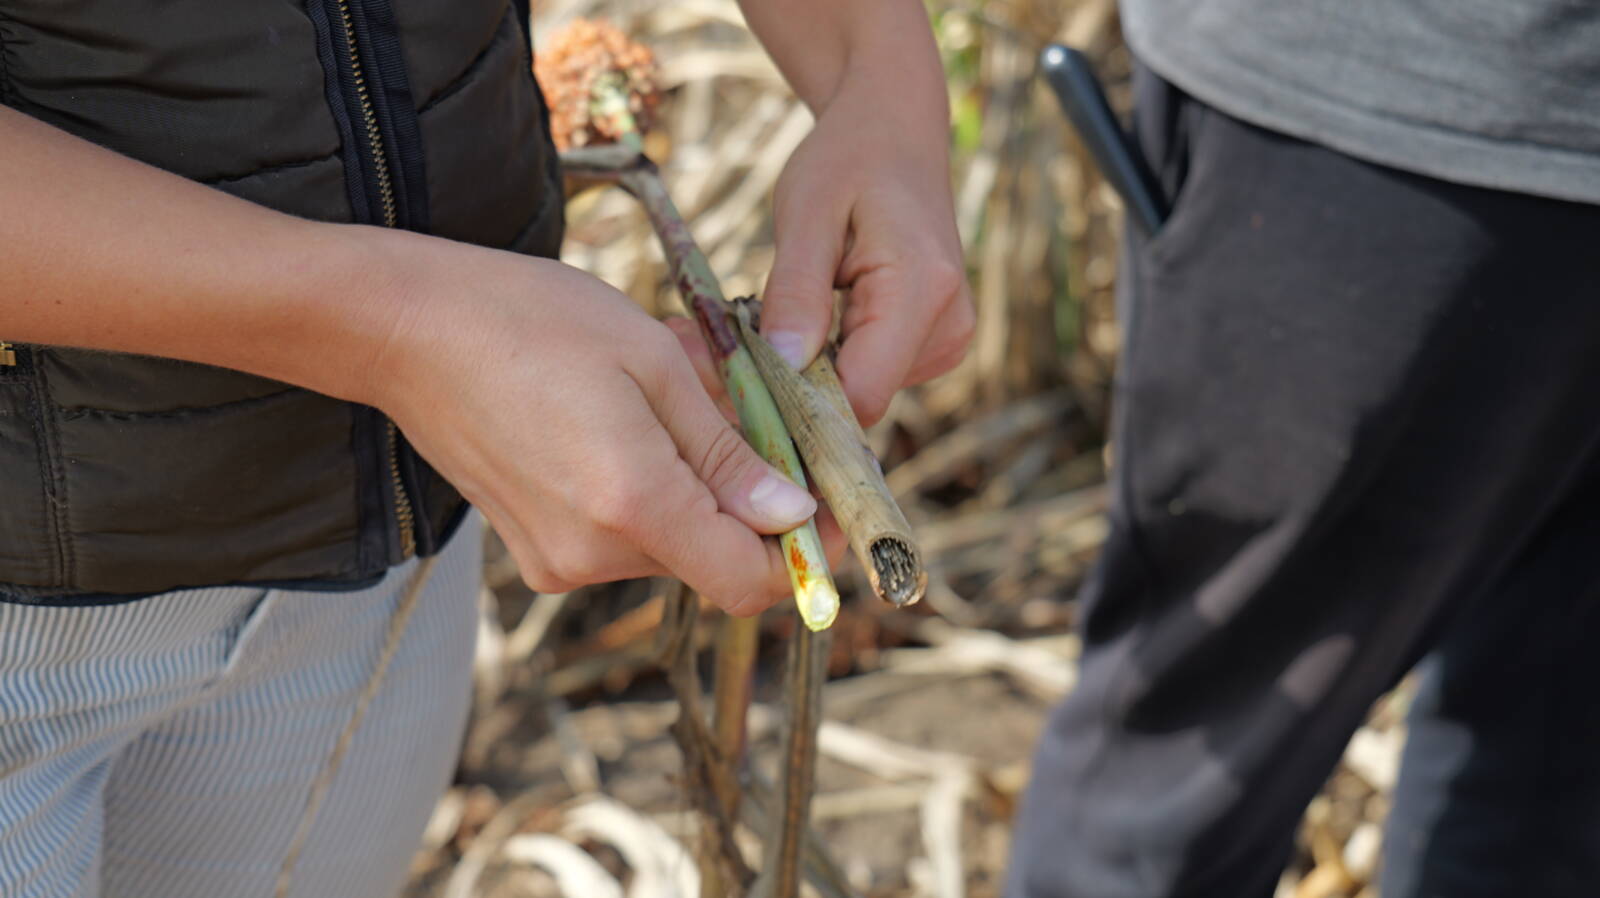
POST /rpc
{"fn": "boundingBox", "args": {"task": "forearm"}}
[0,105,407,404]
[736,0,947,136]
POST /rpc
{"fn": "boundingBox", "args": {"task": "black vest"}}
[0,0,562,601]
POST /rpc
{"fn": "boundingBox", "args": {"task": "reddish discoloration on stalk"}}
[693,297,740,358]
[788,539,808,576]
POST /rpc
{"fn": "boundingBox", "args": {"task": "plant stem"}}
[619,159,841,630]
[765,623,830,898]
[659,583,752,896]
[708,610,761,896]
[559,80,841,898]
[562,137,838,629]
[736,304,927,607]
[711,614,760,775]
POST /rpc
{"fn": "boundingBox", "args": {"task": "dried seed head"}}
[534,18,661,150]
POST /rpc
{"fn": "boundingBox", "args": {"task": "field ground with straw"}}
[404,2,1403,896]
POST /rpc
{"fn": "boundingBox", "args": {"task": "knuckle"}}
[764,272,835,314]
[855,387,894,428]
[925,256,967,300]
[696,426,752,491]
[547,546,604,587]
[639,330,683,377]
[505,541,572,594]
[950,292,977,334]
[587,477,649,535]
[722,592,768,617]
[931,344,967,378]
[942,309,977,358]
[712,576,774,617]
[623,325,681,382]
[521,568,572,595]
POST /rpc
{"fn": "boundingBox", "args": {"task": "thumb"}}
[644,352,817,534]
[760,186,849,370]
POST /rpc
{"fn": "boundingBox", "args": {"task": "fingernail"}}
[765,331,809,370]
[748,473,816,525]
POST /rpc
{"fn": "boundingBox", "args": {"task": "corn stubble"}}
[537,19,925,898]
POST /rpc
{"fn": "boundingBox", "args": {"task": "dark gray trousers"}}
[1005,63,1600,897]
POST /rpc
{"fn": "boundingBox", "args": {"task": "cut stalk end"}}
[868,537,927,608]
[782,523,840,631]
[733,303,928,609]
[795,576,840,633]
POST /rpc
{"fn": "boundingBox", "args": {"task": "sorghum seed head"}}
[534,18,661,150]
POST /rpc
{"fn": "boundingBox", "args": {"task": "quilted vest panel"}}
[0,0,562,600]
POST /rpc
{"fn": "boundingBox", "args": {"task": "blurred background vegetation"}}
[403,2,1400,896]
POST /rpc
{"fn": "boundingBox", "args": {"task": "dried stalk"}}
[759,623,831,898]
[659,583,754,896]
[705,612,759,898]
[736,303,928,607]
[744,769,862,898]
[711,614,760,782]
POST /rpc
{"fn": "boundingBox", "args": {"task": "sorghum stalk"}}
[735,303,928,607]
[564,142,841,631]
[762,622,830,898]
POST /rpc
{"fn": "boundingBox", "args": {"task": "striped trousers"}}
[0,517,482,898]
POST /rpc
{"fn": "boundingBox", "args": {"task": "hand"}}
[365,233,821,615]
[754,73,974,427]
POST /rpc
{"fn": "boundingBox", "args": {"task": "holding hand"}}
[759,75,974,428]
[367,235,820,615]
[675,0,974,428]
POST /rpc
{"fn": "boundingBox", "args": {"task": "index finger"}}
[835,265,940,427]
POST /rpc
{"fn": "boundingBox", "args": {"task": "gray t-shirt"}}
[1121,1,1600,204]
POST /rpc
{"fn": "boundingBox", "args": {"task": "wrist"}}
[269,222,425,408]
[810,4,948,129]
[812,23,950,173]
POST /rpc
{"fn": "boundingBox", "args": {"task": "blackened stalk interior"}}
[869,537,921,606]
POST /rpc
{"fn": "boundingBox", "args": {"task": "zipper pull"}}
[0,343,15,366]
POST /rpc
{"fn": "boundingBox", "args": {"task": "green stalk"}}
[618,165,838,630]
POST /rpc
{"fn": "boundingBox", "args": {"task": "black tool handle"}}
[1039,44,1168,236]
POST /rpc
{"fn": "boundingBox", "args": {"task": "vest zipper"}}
[335,0,398,229]
[332,0,414,559]
[385,418,417,559]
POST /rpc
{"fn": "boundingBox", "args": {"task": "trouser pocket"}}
[0,585,273,776]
